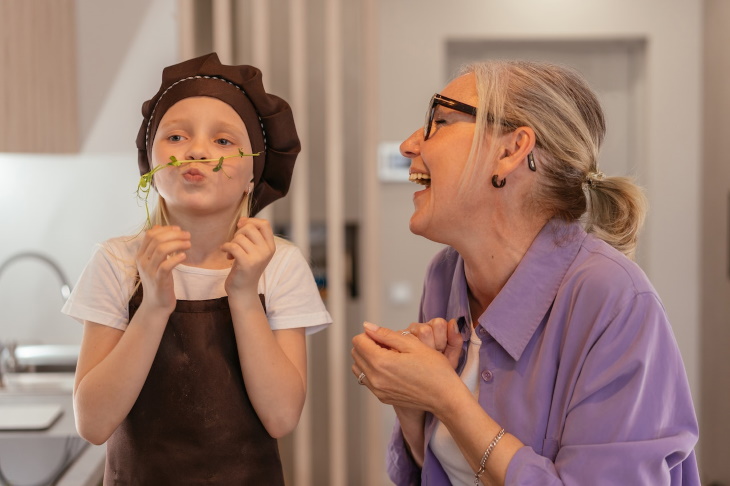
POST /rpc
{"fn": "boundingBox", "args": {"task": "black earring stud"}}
[527,152,536,172]
[491,175,506,188]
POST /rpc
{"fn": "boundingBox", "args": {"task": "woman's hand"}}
[221,217,275,298]
[351,322,464,415]
[135,225,191,314]
[403,317,462,369]
[353,320,464,467]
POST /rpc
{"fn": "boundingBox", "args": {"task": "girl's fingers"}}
[145,239,191,271]
[227,235,269,264]
[221,241,247,262]
[234,225,267,249]
[137,224,164,256]
[227,220,275,266]
[139,226,190,258]
[136,226,191,277]
[237,218,276,251]
[156,251,187,275]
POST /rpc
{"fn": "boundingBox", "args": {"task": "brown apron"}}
[104,287,284,485]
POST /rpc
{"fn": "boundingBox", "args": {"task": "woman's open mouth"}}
[409,172,431,187]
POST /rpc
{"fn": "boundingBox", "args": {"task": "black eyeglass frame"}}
[423,92,523,142]
[423,93,478,141]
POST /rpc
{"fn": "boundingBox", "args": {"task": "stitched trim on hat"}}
[144,75,267,153]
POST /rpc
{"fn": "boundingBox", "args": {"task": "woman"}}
[351,61,699,485]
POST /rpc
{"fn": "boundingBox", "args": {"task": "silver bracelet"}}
[474,428,505,485]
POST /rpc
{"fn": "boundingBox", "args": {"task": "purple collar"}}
[447,219,586,361]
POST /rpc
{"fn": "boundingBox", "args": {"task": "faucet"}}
[0,251,72,299]
[0,251,73,387]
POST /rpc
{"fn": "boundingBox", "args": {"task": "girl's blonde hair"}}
[461,60,647,259]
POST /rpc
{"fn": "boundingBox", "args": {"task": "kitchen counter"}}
[0,382,105,485]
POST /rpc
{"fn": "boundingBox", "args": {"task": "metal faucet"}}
[0,251,72,299]
[0,251,73,387]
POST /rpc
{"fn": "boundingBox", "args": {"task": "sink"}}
[1,344,78,394]
[0,390,105,486]
[1,372,75,394]
[7,344,80,371]
[0,435,88,485]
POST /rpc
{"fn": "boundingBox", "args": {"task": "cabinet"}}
[0,0,78,152]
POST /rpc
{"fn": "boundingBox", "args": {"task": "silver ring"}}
[357,372,366,385]
[401,331,412,336]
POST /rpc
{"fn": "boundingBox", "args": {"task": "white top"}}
[62,235,332,335]
[429,316,482,484]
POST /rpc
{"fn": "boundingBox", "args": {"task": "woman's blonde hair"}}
[461,60,647,259]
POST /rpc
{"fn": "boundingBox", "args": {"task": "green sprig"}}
[136,149,260,226]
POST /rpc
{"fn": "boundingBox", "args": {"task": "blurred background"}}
[0,0,727,484]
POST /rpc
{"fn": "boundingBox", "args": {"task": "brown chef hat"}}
[135,52,300,215]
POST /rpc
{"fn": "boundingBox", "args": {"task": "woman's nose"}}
[400,129,422,159]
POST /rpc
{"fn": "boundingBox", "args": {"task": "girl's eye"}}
[215,138,233,146]
[168,134,183,142]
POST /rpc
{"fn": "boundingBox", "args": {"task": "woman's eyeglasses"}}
[423,93,521,141]
[423,93,477,141]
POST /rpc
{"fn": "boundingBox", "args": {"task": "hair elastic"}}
[585,170,606,187]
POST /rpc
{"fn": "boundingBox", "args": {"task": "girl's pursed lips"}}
[182,167,206,182]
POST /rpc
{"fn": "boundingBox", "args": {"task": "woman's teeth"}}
[409,173,431,186]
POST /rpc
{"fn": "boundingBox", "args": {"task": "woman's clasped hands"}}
[351,318,464,413]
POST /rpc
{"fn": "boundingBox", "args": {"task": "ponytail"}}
[584,175,647,260]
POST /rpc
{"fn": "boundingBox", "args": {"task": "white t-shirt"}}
[429,316,482,484]
[62,235,332,335]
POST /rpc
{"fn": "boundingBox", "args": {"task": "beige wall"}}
[702,1,730,483]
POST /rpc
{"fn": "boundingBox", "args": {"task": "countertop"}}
[0,382,105,486]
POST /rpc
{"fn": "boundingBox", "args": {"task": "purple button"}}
[481,369,494,382]
[477,326,487,336]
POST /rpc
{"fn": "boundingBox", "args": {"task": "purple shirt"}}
[387,220,699,485]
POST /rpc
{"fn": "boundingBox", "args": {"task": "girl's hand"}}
[135,225,191,314]
[222,217,275,297]
[351,322,464,415]
[402,318,463,369]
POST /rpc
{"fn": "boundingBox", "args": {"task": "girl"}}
[63,53,331,484]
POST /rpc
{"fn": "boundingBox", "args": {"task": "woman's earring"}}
[527,152,536,172]
[491,175,506,188]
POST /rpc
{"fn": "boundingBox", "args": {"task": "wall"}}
[702,1,730,483]
[375,0,704,480]
[0,0,178,344]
